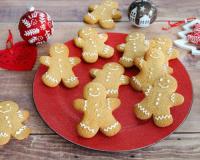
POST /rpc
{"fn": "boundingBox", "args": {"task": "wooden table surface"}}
[0,0,200,159]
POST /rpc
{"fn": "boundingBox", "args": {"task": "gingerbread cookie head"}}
[49,43,69,57]
[155,74,177,93]
[84,82,106,100]
[104,62,124,75]
[78,27,97,39]
[145,47,165,62]
[103,0,119,9]
[0,101,31,145]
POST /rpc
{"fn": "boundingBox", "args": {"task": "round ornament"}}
[128,0,157,28]
[18,7,53,45]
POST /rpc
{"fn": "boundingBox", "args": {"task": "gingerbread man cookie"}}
[40,43,81,88]
[130,48,171,92]
[150,36,179,73]
[74,27,114,63]
[73,82,121,138]
[83,0,122,29]
[0,101,31,145]
[90,62,129,98]
[134,74,184,127]
[117,32,149,68]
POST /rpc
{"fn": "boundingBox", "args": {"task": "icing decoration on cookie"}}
[40,43,81,88]
[83,0,122,29]
[73,82,121,138]
[74,27,114,63]
[134,74,184,127]
[116,32,149,68]
[0,101,31,145]
[90,62,129,98]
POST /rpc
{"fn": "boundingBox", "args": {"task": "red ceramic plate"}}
[33,33,193,152]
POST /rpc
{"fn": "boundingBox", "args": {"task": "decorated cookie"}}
[90,62,129,97]
[130,48,171,92]
[74,27,114,63]
[116,32,149,68]
[40,43,81,88]
[73,82,121,138]
[150,36,179,73]
[83,0,122,29]
[134,74,184,127]
[0,101,31,145]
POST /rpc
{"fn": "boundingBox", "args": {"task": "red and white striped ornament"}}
[18,7,53,45]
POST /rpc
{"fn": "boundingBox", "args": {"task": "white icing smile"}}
[150,51,161,59]
[54,46,64,54]
[89,87,101,97]
[158,78,170,89]
[108,64,120,71]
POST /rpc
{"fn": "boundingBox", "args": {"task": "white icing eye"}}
[89,88,92,91]
[97,88,100,91]
[160,78,163,82]
[167,79,170,83]
[0,106,2,108]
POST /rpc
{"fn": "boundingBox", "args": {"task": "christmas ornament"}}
[174,19,200,55]
[128,0,157,28]
[0,30,37,71]
[18,7,53,45]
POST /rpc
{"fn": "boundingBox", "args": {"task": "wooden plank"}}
[0,22,199,133]
[0,0,199,22]
[0,134,200,160]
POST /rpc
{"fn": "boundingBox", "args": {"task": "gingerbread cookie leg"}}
[99,18,115,29]
[134,101,152,120]
[74,99,99,138]
[62,72,79,88]
[42,69,61,87]
[89,69,101,78]
[0,130,11,145]
[100,117,121,136]
[99,45,114,58]
[153,108,173,127]
[112,9,122,20]
[84,12,98,25]
[12,123,31,140]
[100,98,121,136]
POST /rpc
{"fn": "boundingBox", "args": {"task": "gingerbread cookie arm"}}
[107,98,120,111]
[73,99,88,112]
[99,45,114,58]
[167,48,179,60]
[90,69,101,78]
[74,37,84,48]
[17,110,30,122]
[112,9,122,20]
[99,18,115,29]
[88,4,99,11]
[120,75,129,85]
[134,57,146,70]
[39,56,52,66]
[116,43,125,52]
[170,93,184,107]
[69,57,81,67]
[98,33,108,42]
